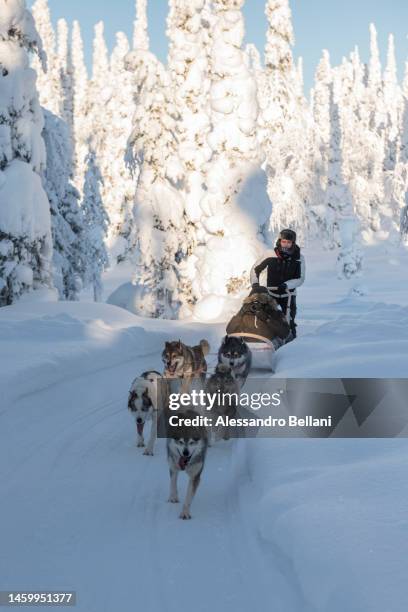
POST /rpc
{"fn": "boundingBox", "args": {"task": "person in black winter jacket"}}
[249,229,305,338]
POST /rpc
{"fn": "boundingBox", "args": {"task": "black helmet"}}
[280,228,296,242]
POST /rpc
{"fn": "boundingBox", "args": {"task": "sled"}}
[225,287,293,372]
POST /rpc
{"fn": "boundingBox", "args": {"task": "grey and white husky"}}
[128,371,168,456]
[167,410,208,520]
[218,335,252,389]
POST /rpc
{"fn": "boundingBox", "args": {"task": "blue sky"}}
[30,0,408,93]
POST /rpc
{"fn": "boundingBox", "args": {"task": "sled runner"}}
[225,287,292,371]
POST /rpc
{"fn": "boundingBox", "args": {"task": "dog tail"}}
[199,339,210,356]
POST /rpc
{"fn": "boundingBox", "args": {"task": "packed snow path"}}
[0,355,308,612]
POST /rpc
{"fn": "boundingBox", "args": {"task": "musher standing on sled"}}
[250,229,305,339]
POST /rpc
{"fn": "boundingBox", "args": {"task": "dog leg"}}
[143,411,157,456]
[136,425,145,448]
[168,467,179,503]
[179,473,201,520]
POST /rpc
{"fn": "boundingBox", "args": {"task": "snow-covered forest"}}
[1,0,408,316]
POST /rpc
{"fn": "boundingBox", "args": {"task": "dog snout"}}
[183,448,190,457]
[136,417,143,424]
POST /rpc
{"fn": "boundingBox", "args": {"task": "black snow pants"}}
[276,295,297,338]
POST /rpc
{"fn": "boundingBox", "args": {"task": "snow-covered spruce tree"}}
[31,0,61,115]
[260,0,309,239]
[367,23,386,134]
[325,84,362,278]
[81,149,109,302]
[42,109,86,299]
[312,49,332,176]
[103,31,136,264]
[89,21,110,137]
[0,0,53,306]
[71,20,89,193]
[195,0,272,302]
[133,0,149,51]
[383,34,401,173]
[165,0,212,314]
[308,50,333,237]
[125,44,187,318]
[56,18,74,138]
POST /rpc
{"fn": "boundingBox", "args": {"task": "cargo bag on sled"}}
[226,290,290,344]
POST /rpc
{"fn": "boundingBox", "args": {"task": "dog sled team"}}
[127,229,305,520]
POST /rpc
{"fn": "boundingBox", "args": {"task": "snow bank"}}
[0,301,161,406]
[236,437,408,612]
[276,299,408,377]
[0,300,224,407]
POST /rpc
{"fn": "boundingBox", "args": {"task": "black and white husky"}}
[127,371,168,456]
[218,335,252,389]
[167,410,208,520]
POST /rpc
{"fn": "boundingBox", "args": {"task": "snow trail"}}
[0,351,303,612]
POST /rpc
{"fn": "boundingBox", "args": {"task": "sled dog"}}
[218,335,252,389]
[167,410,208,519]
[162,339,210,392]
[205,363,240,441]
[128,371,169,455]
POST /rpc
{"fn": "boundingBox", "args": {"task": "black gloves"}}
[277,283,288,295]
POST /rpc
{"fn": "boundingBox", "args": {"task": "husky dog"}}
[205,363,240,442]
[128,371,168,455]
[167,410,208,520]
[218,335,252,389]
[162,339,210,392]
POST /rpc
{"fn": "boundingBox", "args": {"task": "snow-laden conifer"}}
[0,0,53,305]
[42,109,85,299]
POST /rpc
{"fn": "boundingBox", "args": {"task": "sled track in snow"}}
[1,351,306,612]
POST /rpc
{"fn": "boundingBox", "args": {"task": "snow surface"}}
[1,243,407,612]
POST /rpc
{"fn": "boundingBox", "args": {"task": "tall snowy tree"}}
[165,0,213,314]
[260,0,310,239]
[71,19,89,193]
[87,22,111,214]
[103,31,136,264]
[56,18,73,133]
[133,0,149,51]
[325,85,362,278]
[31,0,61,115]
[367,23,386,133]
[0,0,53,306]
[42,109,86,299]
[383,34,401,173]
[81,149,109,302]
[125,44,186,317]
[195,0,272,303]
